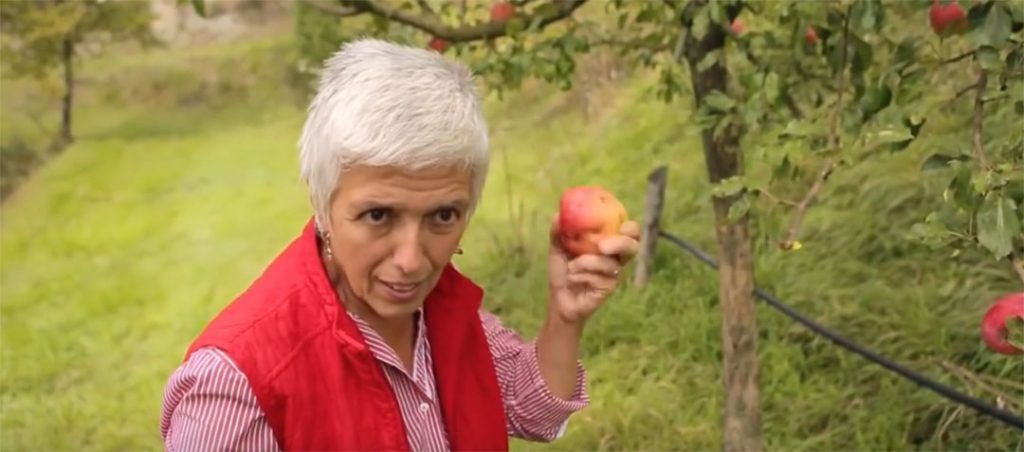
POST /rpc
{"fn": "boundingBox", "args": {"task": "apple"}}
[557,186,629,257]
[805,25,819,46]
[730,18,746,35]
[981,292,1024,355]
[490,1,515,22]
[730,18,746,36]
[929,0,968,37]
[428,37,447,53]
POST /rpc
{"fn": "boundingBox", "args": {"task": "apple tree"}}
[0,0,155,151]
[190,0,1023,449]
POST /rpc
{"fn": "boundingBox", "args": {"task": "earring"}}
[321,231,333,260]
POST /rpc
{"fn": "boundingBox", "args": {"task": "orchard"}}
[195,0,1022,449]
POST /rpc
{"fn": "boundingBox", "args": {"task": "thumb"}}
[548,213,569,289]
[549,213,568,259]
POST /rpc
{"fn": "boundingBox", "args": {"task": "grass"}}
[2,24,1022,451]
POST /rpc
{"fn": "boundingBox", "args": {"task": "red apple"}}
[490,1,515,22]
[557,186,629,257]
[929,0,968,37]
[428,37,447,53]
[730,18,746,36]
[805,25,819,46]
[981,292,1024,355]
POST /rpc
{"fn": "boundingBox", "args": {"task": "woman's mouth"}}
[379,280,420,302]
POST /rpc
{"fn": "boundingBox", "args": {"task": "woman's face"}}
[324,164,473,322]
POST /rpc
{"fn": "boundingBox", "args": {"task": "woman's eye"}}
[435,208,459,224]
[364,208,389,224]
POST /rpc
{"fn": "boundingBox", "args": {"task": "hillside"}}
[1,26,1021,451]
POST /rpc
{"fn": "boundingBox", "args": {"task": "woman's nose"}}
[392,227,428,277]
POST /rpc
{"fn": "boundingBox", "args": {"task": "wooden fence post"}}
[634,165,668,288]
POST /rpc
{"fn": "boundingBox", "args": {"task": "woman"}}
[160,38,639,451]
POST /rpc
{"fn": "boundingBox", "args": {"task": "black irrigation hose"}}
[658,230,1024,431]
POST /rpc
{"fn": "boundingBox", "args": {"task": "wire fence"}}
[657,230,1024,431]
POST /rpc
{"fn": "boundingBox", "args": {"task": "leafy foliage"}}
[251,0,1024,269]
[0,0,155,78]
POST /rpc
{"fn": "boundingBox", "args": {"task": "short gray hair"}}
[298,38,490,232]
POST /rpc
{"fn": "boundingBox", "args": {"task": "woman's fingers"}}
[568,254,621,277]
[567,272,616,291]
[620,220,641,241]
[597,233,640,262]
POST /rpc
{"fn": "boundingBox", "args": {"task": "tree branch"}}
[755,188,798,207]
[781,8,850,250]
[972,70,990,170]
[301,0,363,17]
[343,0,588,42]
[415,0,436,17]
[591,36,672,53]
[982,93,1009,104]
[942,50,975,65]
[950,80,980,104]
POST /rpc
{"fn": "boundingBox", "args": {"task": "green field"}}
[1,26,1021,451]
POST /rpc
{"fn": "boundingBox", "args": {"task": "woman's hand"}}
[547,215,641,326]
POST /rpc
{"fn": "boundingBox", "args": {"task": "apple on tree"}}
[805,25,819,46]
[557,186,629,257]
[929,0,968,37]
[428,37,447,53]
[730,18,746,36]
[490,2,515,22]
[981,292,1024,355]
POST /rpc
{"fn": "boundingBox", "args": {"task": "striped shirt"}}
[160,309,588,451]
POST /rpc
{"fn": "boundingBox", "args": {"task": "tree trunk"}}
[58,37,74,149]
[682,5,761,451]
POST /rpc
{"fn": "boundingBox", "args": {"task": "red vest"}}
[185,219,509,451]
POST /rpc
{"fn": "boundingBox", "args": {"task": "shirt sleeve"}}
[479,309,590,442]
[160,347,280,452]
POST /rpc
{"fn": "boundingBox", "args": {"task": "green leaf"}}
[505,17,526,36]
[372,14,391,33]
[908,220,954,248]
[636,6,659,23]
[865,126,913,150]
[780,119,824,138]
[692,7,710,40]
[696,49,722,72]
[859,83,892,121]
[709,2,724,25]
[704,90,736,112]
[850,34,874,76]
[190,0,206,17]
[976,46,1002,71]
[1007,48,1024,71]
[728,194,752,222]
[977,193,1021,259]
[893,37,918,70]
[852,0,882,32]
[1010,0,1024,22]
[534,2,560,18]
[972,171,990,194]
[922,153,969,171]
[712,175,746,198]
[764,72,781,104]
[947,163,977,209]
[970,2,1012,47]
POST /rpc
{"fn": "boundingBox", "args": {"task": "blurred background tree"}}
[0,0,156,151]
